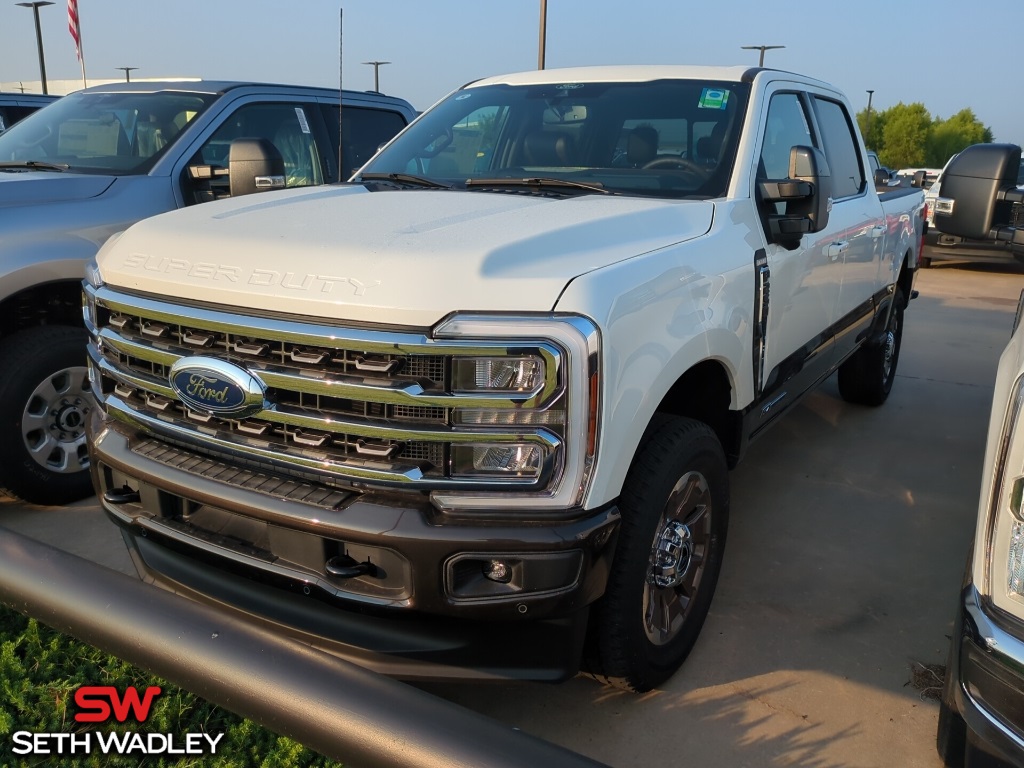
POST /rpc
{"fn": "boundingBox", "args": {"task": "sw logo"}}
[10,684,224,756]
[73,685,162,723]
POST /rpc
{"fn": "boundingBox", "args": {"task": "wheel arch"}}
[0,280,86,342]
[587,353,742,509]
[897,249,914,310]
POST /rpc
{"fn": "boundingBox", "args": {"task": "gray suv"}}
[0,81,415,504]
[0,93,59,134]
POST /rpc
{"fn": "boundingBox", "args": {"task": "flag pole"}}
[68,0,86,88]
[78,41,87,89]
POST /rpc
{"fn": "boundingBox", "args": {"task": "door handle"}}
[827,241,850,261]
[870,225,886,238]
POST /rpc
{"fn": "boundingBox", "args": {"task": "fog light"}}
[484,559,513,583]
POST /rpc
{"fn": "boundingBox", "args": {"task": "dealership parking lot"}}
[3,262,1023,767]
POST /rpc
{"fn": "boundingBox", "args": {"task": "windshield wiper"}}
[464,177,613,195]
[0,160,71,172]
[360,172,451,189]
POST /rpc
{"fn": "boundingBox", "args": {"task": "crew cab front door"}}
[754,88,842,421]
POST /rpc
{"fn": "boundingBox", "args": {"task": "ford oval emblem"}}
[168,358,265,419]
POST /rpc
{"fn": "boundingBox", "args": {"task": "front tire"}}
[0,327,94,505]
[838,287,904,406]
[586,416,729,692]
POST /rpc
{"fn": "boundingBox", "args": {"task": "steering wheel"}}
[642,156,708,178]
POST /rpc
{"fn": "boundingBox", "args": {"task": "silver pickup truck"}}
[0,81,415,504]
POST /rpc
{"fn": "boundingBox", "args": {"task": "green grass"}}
[0,606,340,767]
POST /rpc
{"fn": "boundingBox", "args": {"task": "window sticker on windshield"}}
[294,107,311,134]
[698,88,729,110]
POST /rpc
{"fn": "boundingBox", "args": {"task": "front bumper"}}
[89,416,620,682]
[944,582,1024,766]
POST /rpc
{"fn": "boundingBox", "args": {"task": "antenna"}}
[338,6,345,182]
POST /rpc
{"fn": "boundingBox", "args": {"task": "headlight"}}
[452,356,545,393]
[451,444,544,479]
[983,368,1024,616]
[84,257,105,289]
[431,314,601,513]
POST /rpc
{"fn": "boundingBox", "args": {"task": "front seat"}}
[273,125,321,187]
[523,130,576,167]
[625,125,658,167]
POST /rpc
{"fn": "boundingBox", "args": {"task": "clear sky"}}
[1,0,1020,147]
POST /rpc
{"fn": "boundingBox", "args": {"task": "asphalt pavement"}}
[3,262,1022,768]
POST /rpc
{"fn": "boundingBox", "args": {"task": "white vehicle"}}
[931,143,1024,765]
[85,65,926,692]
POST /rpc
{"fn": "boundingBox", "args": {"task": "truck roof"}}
[469,65,833,92]
[75,80,412,108]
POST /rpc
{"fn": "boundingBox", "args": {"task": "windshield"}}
[358,79,750,199]
[0,90,216,174]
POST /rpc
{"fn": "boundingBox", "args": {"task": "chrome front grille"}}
[85,285,566,492]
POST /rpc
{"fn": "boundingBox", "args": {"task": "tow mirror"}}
[758,145,832,249]
[228,137,286,197]
[874,168,891,187]
[911,170,927,188]
[933,143,1024,255]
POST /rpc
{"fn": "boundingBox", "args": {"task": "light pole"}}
[741,44,785,67]
[116,67,138,83]
[361,61,390,93]
[538,0,547,70]
[865,89,875,147]
[16,1,55,95]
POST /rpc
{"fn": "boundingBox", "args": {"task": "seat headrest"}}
[524,131,575,166]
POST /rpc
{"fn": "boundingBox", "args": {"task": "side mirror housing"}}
[758,145,832,249]
[874,168,891,187]
[228,138,286,197]
[934,143,1023,241]
[911,170,928,188]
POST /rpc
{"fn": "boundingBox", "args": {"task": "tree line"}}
[856,104,993,170]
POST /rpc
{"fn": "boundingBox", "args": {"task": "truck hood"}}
[100,185,714,326]
[0,171,116,206]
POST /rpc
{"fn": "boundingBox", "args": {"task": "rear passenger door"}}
[808,94,885,363]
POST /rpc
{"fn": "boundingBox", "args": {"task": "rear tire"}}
[838,287,904,406]
[0,327,94,505]
[586,416,728,692]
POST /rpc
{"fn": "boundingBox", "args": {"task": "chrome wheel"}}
[643,470,713,646]
[21,365,91,474]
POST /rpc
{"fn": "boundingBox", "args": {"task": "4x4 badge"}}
[169,358,265,419]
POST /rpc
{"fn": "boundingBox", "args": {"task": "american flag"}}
[68,0,82,61]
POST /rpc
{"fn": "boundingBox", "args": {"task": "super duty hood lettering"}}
[121,254,380,296]
[101,187,714,325]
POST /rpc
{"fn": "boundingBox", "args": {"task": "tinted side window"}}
[324,105,408,179]
[758,93,815,181]
[195,102,324,188]
[813,97,864,199]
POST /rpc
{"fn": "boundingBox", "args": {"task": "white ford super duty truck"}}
[84,65,926,692]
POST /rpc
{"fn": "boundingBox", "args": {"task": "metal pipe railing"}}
[0,527,610,768]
